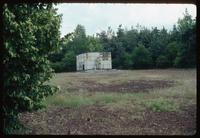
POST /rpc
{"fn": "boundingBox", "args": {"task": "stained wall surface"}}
[76,52,112,71]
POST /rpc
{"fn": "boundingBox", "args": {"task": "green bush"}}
[62,51,76,72]
[3,4,61,134]
[156,55,170,68]
[51,62,65,73]
[132,44,153,69]
[166,41,178,66]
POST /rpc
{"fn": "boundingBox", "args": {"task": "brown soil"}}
[19,104,196,135]
[68,80,175,93]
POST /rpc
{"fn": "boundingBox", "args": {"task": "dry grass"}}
[18,69,196,135]
[44,69,196,112]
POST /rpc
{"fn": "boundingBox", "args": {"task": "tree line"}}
[49,9,196,72]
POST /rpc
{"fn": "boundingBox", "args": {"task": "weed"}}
[44,94,96,108]
[143,98,179,112]
[92,94,117,104]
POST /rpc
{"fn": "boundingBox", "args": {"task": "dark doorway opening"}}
[82,64,85,70]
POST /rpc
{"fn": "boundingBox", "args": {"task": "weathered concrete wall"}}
[76,52,112,71]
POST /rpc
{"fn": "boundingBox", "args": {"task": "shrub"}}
[50,62,65,73]
[62,51,76,72]
[132,44,153,69]
[3,4,61,134]
[156,55,170,68]
[166,41,178,66]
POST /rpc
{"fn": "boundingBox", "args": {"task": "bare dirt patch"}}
[68,80,175,93]
[19,104,196,135]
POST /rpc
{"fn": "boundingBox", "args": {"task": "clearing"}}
[19,69,196,135]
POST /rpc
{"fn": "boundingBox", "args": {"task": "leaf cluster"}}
[3,3,61,134]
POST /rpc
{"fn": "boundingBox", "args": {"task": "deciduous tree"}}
[3,3,61,133]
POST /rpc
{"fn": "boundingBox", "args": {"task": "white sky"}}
[55,3,196,37]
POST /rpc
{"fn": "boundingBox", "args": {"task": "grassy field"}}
[19,69,196,135]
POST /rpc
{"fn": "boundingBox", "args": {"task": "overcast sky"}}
[55,3,196,37]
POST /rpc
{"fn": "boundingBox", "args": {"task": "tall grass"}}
[43,93,122,108]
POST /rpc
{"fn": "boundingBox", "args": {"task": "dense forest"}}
[49,9,196,72]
